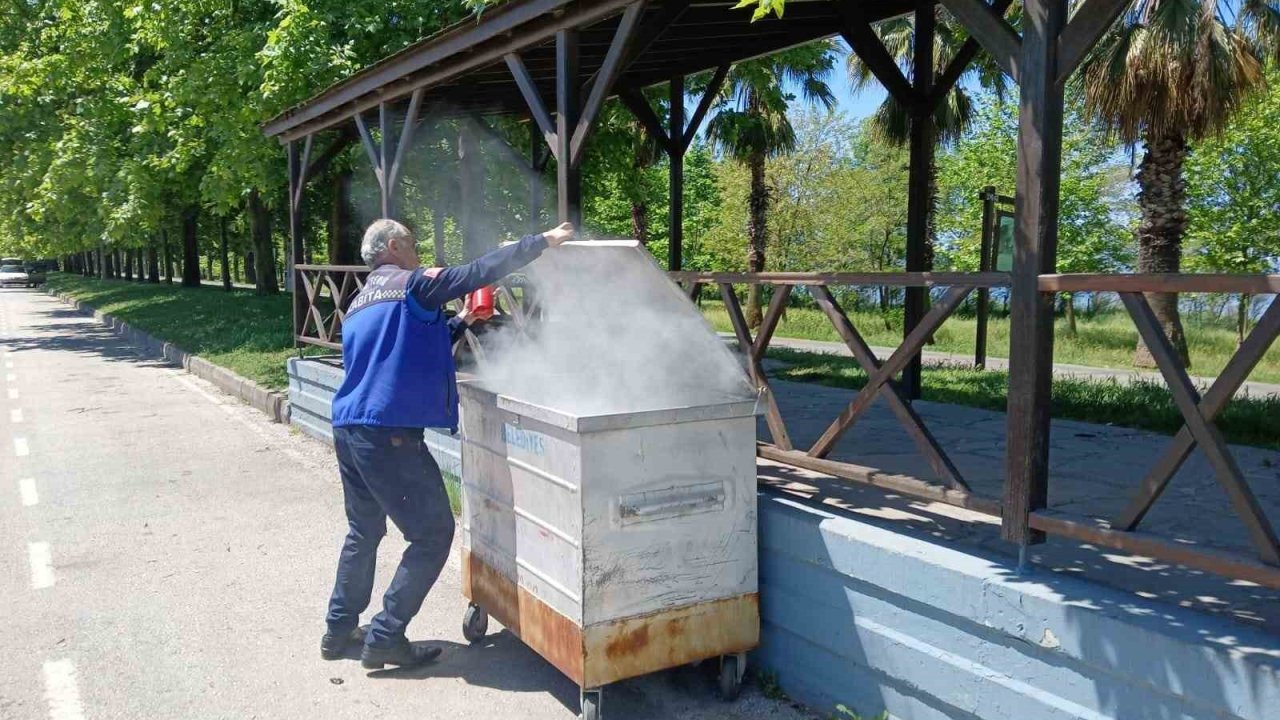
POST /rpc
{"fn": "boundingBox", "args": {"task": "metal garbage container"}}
[458,381,759,720]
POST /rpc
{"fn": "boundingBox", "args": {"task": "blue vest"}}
[331,265,457,431]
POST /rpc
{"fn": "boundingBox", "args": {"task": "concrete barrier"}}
[49,289,290,423]
[284,358,1280,720]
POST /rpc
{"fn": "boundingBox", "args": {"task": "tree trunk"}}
[745,149,768,329]
[329,168,358,265]
[103,247,114,279]
[124,250,134,281]
[244,251,257,284]
[146,238,160,283]
[181,205,201,287]
[220,215,232,291]
[630,201,649,244]
[161,229,173,284]
[1133,131,1191,368]
[1238,294,1250,346]
[247,188,279,295]
[1064,292,1077,337]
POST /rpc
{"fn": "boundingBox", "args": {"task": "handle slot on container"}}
[617,481,725,525]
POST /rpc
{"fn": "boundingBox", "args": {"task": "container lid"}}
[459,381,760,433]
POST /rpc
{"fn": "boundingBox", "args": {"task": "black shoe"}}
[320,624,369,661]
[360,638,442,669]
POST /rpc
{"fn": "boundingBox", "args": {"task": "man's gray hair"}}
[361,219,412,267]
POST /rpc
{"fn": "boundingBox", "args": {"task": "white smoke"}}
[473,241,755,417]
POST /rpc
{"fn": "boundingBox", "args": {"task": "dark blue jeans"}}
[327,425,456,648]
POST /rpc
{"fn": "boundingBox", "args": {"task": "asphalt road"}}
[0,289,812,720]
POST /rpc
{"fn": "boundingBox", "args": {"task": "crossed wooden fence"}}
[293,264,1280,588]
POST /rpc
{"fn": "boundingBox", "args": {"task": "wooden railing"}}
[292,264,1280,588]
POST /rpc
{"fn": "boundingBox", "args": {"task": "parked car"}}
[0,263,33,288]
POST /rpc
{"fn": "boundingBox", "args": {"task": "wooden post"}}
[529,121,542,230]
[459,123,485,261]
[669,75,685,271]
[379,103,394,218]
[903,0,935,401]
[288,140,306,347]
[555,28,581,226]
[975,185,996,368]
[1003,0,1067,548]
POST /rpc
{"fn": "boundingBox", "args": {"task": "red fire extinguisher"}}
[466,286,495,322]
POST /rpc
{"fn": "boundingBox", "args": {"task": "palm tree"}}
[707,42,837,327]
[847,8,1011,281]
[1080,0,1280,368]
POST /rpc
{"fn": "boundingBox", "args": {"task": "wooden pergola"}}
[263,0,1280,587]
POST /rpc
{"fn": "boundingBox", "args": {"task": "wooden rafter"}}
[1056,0,1129,84]
[937,0,1021,80]
[835,0,918,111]
[571,2,646,166]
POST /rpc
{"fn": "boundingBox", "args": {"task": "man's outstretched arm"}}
[407,223,574,309]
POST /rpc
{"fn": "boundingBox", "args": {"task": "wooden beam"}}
[304,132,355,180]
[669,74,685,270]
[1113,299,1280,531]
[1039,273,1280,294]
[666,270,1010,287]
[618,86,670,145]
[809,285,973,458]
[721,283,793,450]
[1056,0,1129,84]
[759,445,1002,517]
[353,112,383,188]
[681,63,728,151]
[388,88,425,196]
[556,28,582,225]
[1028,510,1280,589]
[1002,0,1065,548]
[931,0,1016,113]
[292,134,314,209]
[836,1,918,110]
[937,0,1022,80]
[572,2,646,167]
[1120,292,1280,565]
[379,102,394,217]
[810,284,969,490]
[505,53,559,160]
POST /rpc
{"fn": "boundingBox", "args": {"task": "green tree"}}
[846,7,1011,274]
[706,42,836,327]
[1185,67,1280,342]
[1079,0,1280,367]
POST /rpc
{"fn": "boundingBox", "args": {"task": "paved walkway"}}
[727,333,1280,398]
[762,377,1280,631]
[0,288,812,720]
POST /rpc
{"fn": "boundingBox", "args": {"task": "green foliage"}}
[1185,67,1280,276]
[935,94,1135,274]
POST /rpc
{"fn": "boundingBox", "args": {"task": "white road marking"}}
[14,436,29,456]
[19,477,38,506]
[11,408,22,423]
[8,388,18,399]
[28,541,54,589]
[42,659,86,720]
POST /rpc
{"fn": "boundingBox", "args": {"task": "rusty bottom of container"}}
[462,549,759,688]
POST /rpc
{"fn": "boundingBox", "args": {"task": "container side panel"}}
[582,592,760,687]
[581,416,759,625]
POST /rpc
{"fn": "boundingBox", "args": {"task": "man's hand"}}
[542,222,575,247]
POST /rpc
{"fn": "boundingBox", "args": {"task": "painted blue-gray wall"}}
[287,358,1280,720]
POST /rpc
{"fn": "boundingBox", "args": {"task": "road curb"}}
[47,288,291,423]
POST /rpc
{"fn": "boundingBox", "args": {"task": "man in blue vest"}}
[321,218,574,669]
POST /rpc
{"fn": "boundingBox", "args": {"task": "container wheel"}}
[718,654,744,702]
[580,688,603,720]
[462,603,488,644]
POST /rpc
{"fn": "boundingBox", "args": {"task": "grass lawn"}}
[769,348,1280,449]
[47,273,315,390]
[47,274,1279,448]
[700,299,1280,384]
